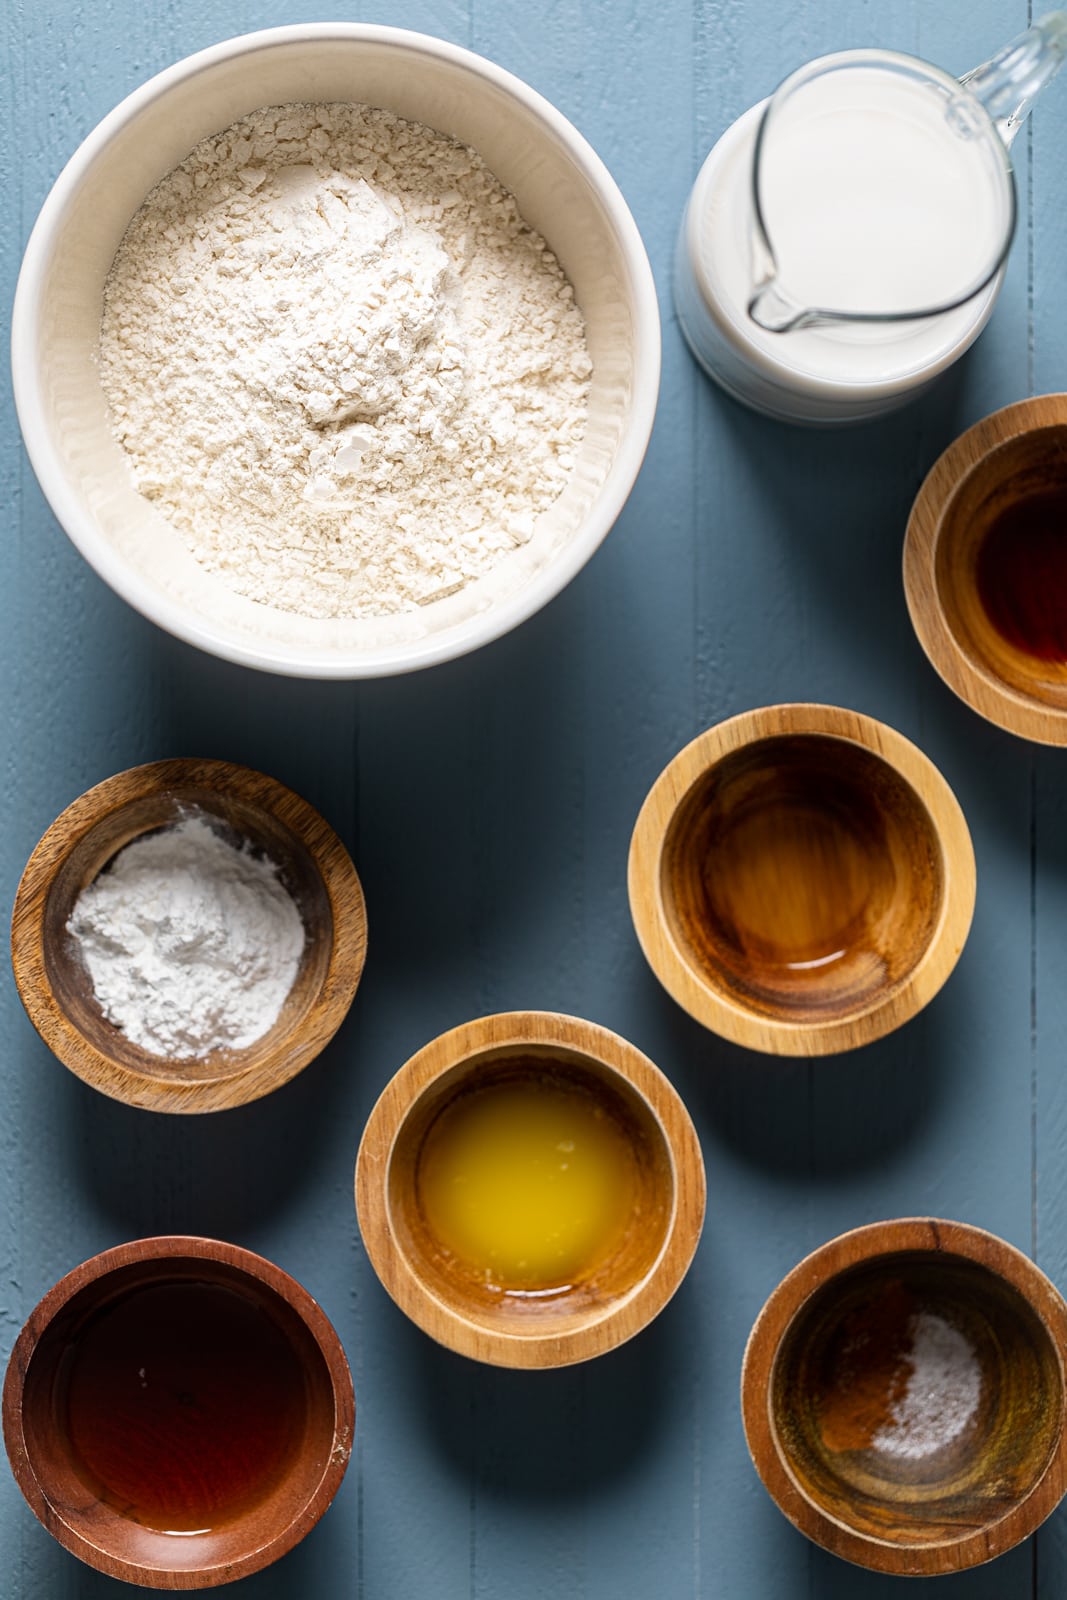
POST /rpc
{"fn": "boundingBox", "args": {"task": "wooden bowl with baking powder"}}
[905,395,1067,745]
[741,1219,1067,1576]
[628,705,976,1056]
[3,1236,354,1588]
[10,758,367,1112]
[355,1011,706,1369]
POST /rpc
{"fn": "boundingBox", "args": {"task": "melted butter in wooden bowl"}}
[415,1066,644,1294]
[355,1013,706,1368]
[405,1054,666,1313]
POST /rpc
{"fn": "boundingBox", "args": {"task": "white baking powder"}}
[99,102,591,620]
[873,1311,981,1459]
[67,816,306,1058]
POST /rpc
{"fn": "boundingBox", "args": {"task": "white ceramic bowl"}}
[13,24,660,678]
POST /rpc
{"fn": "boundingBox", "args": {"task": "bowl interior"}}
[26,30,647,672]
[387,1045,675,1339]
[660,734,944,1022]
[45,784,332,1082]
[935,424,1067,710]
[19,1256,339,1576]
[771,1251,1063,1548]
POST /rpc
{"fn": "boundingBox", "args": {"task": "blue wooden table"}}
[3,2,1066,1596]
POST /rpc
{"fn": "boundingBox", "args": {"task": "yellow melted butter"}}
[416,1076,640,1291]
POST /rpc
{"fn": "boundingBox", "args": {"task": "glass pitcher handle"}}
[956,11,1067,147]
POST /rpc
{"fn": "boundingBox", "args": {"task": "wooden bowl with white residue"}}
[742,1219,1067,1576]
[10,758,367,1112]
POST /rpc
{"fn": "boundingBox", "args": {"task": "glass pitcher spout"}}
[957,12,1067,147]
[747,281,821,333]
[746,205,825,331]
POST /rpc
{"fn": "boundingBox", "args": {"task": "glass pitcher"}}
[675,15,1067,425]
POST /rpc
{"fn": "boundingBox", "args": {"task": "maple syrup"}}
[56,1279,308,1533]
[975,485,1067,661]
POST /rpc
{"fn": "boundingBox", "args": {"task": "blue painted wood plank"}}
[1026,14,1067,1593]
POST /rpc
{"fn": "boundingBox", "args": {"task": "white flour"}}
[67,816,306,1058]
[99,102,591,620]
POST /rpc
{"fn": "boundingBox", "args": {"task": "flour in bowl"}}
[68,815,305,1058]
[98,102,591,620]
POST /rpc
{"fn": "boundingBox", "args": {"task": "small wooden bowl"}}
[628,705,975,1056]
[10,758,367,1112]
[2,1235,355,1589]
[904,395,1067,744]
[741,1219,1067,1576]
[354,1011,706,1368]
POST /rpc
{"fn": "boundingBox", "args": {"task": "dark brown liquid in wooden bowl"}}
[936,425,1067,708]
[976,487,1067,661]
[19,1258,338,1572]
[661,736,943,1021]
[771,1253,1062,1546]
[59,1281,308,1533]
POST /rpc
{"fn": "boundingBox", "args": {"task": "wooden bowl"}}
[904,394,1067,744]
[354,1011,706,1368]
[628,705,975,1056]
[2,1236,355,1589]
[741,1219,1067,1576]
[10,758,367,1112]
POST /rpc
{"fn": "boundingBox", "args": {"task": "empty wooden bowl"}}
[905,394,1067,744]
[10,758,367,1112]
[354,1011,706,1368]
[741,1219,1067,1576]
[628,705,975,1056]
[2,1236,354,1588]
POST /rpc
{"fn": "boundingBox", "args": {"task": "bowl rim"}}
[1,1234,355,1589]
[903,393,1067,745]
[739,1217,1067,1575]
[353,1009,706,1368]
[9,756,367,1112]
[11,21,661,680]
[627,702,976,1056]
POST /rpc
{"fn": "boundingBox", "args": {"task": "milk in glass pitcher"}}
[675,16,1067,424]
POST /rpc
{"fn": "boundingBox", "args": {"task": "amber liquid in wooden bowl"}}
[661,735,944,1022]
[771,1253,1063,1546]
